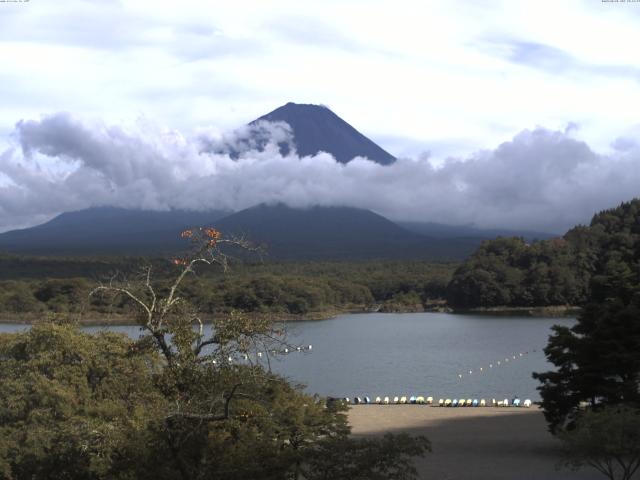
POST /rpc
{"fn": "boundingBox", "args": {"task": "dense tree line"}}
[445,201,640,308]
[533,200,640,430]
[531,200,640,479]
[0,261,456,320]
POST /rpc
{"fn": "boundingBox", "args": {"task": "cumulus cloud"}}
[1,113,639,234]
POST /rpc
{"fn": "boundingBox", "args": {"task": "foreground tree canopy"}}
[558,406,640,480]
[533,200,640,433]
[0,228,430,480]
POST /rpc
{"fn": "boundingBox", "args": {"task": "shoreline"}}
[452,305,580,317]
[0,304,579,325]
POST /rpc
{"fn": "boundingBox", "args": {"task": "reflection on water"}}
[0,312,574,400]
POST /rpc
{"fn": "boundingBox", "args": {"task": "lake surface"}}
[0,312,574,401]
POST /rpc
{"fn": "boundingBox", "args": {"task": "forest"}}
[3,199,640,322]
[0,257,455,321]
[447,199,640,309]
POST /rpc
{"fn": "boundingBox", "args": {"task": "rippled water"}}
[0,312,574,400]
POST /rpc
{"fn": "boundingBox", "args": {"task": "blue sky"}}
[1,0,640,232]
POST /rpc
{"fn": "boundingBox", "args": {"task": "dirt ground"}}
[348,405,604,480]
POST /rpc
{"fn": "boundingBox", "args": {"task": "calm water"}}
[0,313,574,401]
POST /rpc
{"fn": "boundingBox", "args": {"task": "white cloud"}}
[1,0,640,233]
[1,113,640,234]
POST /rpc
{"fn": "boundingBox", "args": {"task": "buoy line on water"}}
[210,344,312,364]
[456,348,539,380]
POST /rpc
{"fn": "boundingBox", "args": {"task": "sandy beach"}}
[348,406,603,480]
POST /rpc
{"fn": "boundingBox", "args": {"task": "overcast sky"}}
[1,0,640,233]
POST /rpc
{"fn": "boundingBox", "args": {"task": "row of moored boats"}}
[339,396,533,407]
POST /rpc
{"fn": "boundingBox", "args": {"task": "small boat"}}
[409,396,417,404]
[416,396,425,404]
[354,397,362,405]
[480,399,486,407]
[393,396,400,404]
[400,396,408,404]
[523,399,532,408]
[452,399,459,407]
[502,398,509,407]
[364,396,371,404]
[444,399,452,407]
[427,396,434,405]
[472,399,479,407]
[458,399,465,407]
[438,398,445,407]
[466,398,473,407]
[383,396,390,405]
[492,398,497,407]
[375,396,382,404]
[512,398,521,407]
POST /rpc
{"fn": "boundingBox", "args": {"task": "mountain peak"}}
[251,102,396,165]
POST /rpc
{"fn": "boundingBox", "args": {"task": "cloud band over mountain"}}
[1,112,639,234]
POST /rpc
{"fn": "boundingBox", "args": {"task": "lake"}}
[0,312,574,401]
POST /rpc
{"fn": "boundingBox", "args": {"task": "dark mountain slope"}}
[252,103,396,165]
[0,207,228,256]
[213,203,478,260]
[398,221,556,242]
